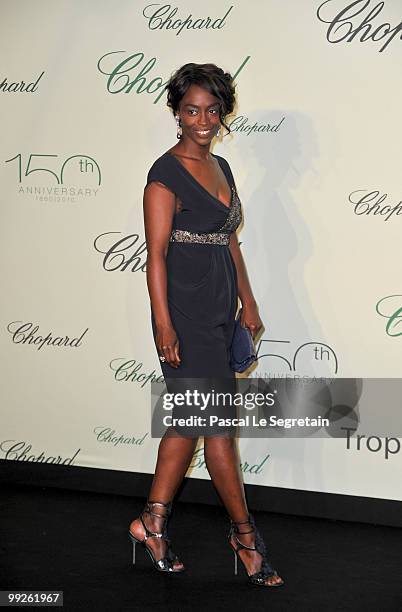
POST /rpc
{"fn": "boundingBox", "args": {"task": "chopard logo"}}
[317,0,402,52]
[0,72,45,93]
[375,295,402,337]
[94,232,147,272]
[142,3,233,35]
[229,116,285,136]
[6,321,89,350]
[110,358,164,387]
[1,440,81,464]
[348,189,402,221]
[97,52,250,99]
[93,427,148,446]
[190,447,270,475]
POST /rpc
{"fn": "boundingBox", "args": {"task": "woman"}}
[129,63,284,587]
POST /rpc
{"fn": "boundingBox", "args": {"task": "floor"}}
[1,483,401,611]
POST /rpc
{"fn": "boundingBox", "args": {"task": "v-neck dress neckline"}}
[164,151,233,211]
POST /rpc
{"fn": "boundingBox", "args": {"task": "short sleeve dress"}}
[145,151,242,434]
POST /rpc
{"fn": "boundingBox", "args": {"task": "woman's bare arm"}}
[229,232,256,307]
[143,181,181,367]
[229,232,263,338]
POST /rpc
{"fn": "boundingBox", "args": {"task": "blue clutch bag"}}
[229,308,257,373]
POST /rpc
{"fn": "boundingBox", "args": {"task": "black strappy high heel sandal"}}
[228,513,284,587]
[128,500,184,573]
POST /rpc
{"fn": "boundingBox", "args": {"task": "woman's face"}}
[177,84,221,145]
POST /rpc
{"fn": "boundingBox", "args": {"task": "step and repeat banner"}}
[1,0,401,502]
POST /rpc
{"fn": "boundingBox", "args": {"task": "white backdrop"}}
[1,0,401,501]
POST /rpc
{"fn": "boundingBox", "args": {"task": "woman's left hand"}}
[240,302,263,339]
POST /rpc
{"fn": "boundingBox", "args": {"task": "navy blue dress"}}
[146,151,243,435]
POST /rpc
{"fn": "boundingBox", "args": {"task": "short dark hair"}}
[166,63,236,136]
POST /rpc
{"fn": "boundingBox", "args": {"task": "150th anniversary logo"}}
[251,338,338,378]
[5,153,101,203]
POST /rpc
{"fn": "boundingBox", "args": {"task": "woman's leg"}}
[129,429,198,568]
[203,435,283,585]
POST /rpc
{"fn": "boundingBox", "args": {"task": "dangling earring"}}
[216,126,221,138]
[175,115,182,140]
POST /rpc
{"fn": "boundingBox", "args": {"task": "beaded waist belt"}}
[169,228,230,245]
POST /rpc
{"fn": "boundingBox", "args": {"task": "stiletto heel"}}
[228,514,284,587]
[128,500,184,573]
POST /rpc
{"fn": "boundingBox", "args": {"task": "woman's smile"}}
[194,128,213,137]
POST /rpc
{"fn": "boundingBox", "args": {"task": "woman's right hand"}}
[156,324,181,368]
